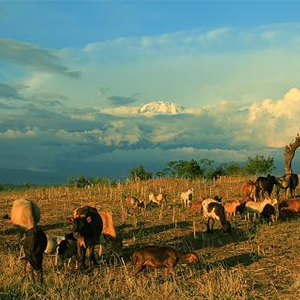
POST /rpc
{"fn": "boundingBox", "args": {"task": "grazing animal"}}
[22,227,47,284]
[99,210,122,256]
[242,180,257,201]
[278,198,300,220]
[255,174,278,200]
[224,200,241,222]
[72,206,103,269]
[213,195,222,202]
[132,245,199,276]
[260,204,277,223]
[190,202,203,211]
[201,198,231,233]
[45,235,65,255]
[245,197,277,220]
[123,196,145,208]
[56,233,77,267]
[10,198,40,230]
[180,188,194,207]
[149,192,167,206]
[277,173,299,198]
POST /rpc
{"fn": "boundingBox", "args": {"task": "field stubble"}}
[0,177,300,299]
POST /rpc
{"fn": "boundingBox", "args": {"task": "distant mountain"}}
[138,101,186,115]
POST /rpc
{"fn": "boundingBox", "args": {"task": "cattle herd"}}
[4,173,300,285]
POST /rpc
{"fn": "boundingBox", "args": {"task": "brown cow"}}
[132,245,199,276]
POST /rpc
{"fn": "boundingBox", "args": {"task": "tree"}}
[162,159,212,180]
[129,165,152,181]
[244,155,275,176]
[284,133,300,174]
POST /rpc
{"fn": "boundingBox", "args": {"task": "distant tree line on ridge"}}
[0,155,275,190]
[128,155,275,182]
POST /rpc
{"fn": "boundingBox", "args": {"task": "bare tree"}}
[284,133,300,174]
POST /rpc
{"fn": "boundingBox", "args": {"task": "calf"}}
[149,192,167,206]
[132,245,199,276]
[22,227,47,284]
[72,206,103,269]
[180,188,194,208]
[201,198,231,233]
[45,235,65,255]
[56,233,77,267]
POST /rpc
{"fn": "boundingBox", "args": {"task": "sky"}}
[1,1,300,184]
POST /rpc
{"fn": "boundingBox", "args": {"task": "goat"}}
[201,198,231,233]
[149,192,167,206]
[132,245,199,277]
[278,198,300,220]
[245,197,277,220]
[260,204,277,223]
[122,195,145,208]
[180,188,194,208]
[224,200,241,222]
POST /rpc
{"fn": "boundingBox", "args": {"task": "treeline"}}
[0,155,276,190]
[128,155,275,181]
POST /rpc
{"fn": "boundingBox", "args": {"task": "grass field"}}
[1,177,300,300]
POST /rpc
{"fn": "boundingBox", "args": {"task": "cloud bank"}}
[1,24,300,182]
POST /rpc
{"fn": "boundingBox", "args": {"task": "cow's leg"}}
[206,219,211,232]
[77,246,86,269]
[87,245,98,267]
[211,219,215,230]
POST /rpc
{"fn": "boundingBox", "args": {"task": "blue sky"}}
[1,1,300,183]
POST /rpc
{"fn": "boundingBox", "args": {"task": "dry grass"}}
[1,177,300,299]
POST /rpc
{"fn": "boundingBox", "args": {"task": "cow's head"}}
[72,213,93,238]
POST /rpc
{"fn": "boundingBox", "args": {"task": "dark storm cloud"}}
[0,38,81,78]
[0,82,23,100]
[107,95,137,106]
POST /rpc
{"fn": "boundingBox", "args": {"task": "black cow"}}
[72,206,103,269]
[255,174,278,200]
[22,227,47,284]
